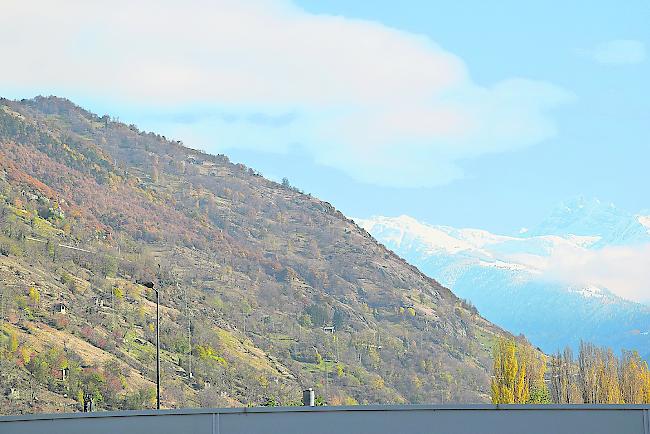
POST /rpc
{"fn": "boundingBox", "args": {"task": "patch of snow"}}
[638,215,650,234]
[570,285,605,299]
[564,234,602,248]
[357,215,605,262]
[477,259,532,272]
[357,215,476,254]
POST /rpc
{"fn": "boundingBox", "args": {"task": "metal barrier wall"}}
[1,404,649,434]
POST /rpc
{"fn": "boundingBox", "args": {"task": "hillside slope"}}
[0,96,508,414]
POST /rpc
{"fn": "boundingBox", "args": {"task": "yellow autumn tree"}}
[596,349,622,403]
[515,358,529,403]
[112,286,124,300]
[642,362,650,404]
[9,329,19,353]
[520,344,550,403]
[491,337,528,404]
[1,327,20,358]
[620,351,650,404]
[28,286,40,308]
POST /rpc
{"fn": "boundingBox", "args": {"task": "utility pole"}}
[182,281,192,379]
[242,306,247,335]
[156,285,160,410]
[188,310,192,379]
[137,280,160,410]
[335,335,339,362]
[0,284,6,323]
[325,363,329,403]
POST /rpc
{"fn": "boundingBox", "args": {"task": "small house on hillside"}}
[54,302,67,314]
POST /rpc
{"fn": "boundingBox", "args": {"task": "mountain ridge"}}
[527,196,650,246]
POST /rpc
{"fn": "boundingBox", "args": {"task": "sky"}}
[1,0,648,234]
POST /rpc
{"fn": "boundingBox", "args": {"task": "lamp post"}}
[137,280,160,410]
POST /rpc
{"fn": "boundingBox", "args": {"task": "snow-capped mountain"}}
[357,199,650,355]
[527,197,650,246]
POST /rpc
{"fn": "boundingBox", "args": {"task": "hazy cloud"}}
[0,0,571,187]
[509,243,650,304]
[144,110,297,127]
[589,39,646,65]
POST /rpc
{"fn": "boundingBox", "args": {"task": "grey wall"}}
[1,405,649,434]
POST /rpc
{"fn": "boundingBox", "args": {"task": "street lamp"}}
[137,280,160,410]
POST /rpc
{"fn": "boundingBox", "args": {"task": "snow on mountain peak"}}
[357,215,596,278]
[356,215,475,254]
[529,197,649,245]
[638,215,650,234]
[358,214,602,261]
[360,205,650,306]
[570,285,607,299]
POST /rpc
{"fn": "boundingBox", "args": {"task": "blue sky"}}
[1,0,648,233]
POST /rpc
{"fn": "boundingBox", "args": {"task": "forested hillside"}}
[0,96,510,414]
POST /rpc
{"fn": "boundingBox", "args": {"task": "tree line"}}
[492,337,650,404]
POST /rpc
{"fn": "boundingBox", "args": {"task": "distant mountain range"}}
[526,197,650,246]
[358,198,650,356]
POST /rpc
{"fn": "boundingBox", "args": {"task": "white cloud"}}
[589,39,646,65]
[0,0,571,187]
[508,243,650,304]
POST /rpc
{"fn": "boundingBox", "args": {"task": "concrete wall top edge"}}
[2,404,650,423]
